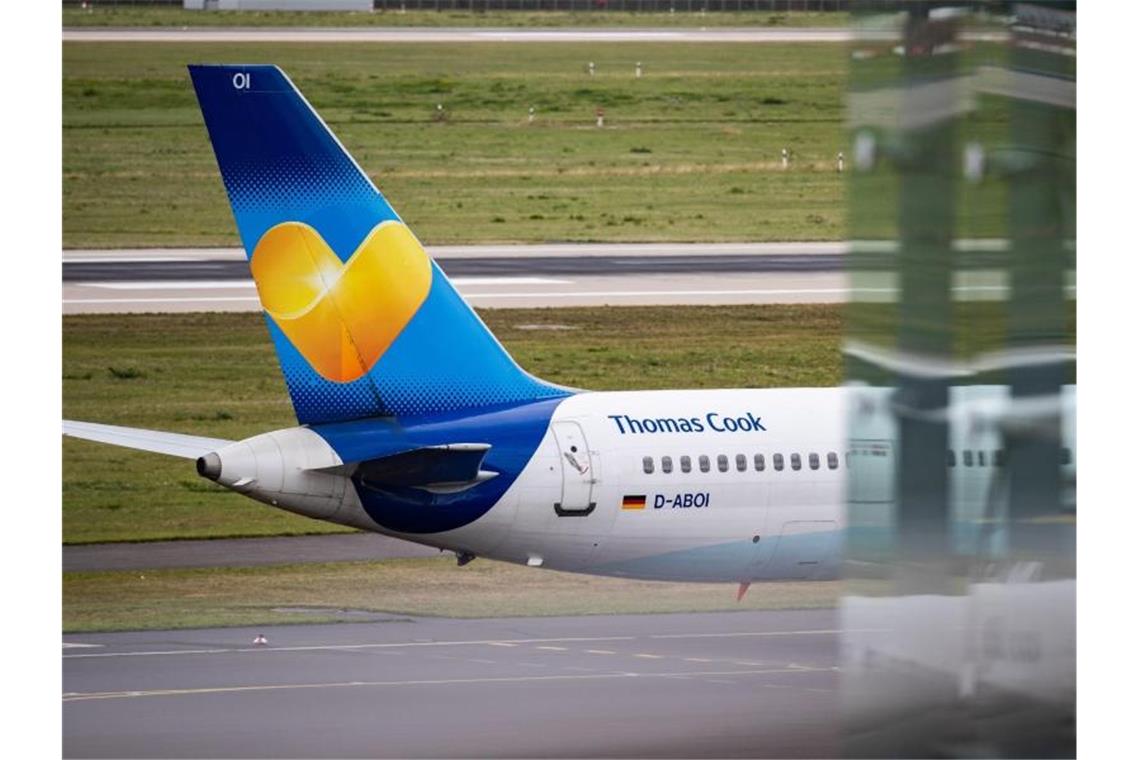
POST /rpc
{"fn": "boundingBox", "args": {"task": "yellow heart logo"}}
[250,220,432,383]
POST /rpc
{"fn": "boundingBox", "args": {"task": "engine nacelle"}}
[196,426,366,527]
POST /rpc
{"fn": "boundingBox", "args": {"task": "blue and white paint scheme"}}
[63,66,1076,588]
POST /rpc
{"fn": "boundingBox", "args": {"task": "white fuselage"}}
[239,385,1073,584]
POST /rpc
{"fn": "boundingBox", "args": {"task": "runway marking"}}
[62,643,102,649]
[62,666,831,703]
[84,276,570,291]
[63,288,857,308]
[64,630,847,659]
[62,256,203,264]
[450,277,571,286]
[649,628,860,640]
[634,653,664,659]
[460,288,858,299]
[684,657,713,663]
[535,645,568,651]
[88,281,257,290]
[64,296,262,305]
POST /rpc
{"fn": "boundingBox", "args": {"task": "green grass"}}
[63,556,839,632]
[63,41,847,248]
[63,8,850,29]
[63,305,842,544]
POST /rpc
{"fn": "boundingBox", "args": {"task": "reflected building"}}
[843,3,1075,757]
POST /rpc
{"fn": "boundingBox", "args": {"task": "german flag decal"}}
[621,494,647,510]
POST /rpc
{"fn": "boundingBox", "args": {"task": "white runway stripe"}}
[63,628,850,660]
[89,281,256,290]
[62,665,830,702]
[84,276,570,291]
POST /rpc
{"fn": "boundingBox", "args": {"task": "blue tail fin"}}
[189,65,568,424]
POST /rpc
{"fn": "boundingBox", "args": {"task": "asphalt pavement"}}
[63,607,839,758]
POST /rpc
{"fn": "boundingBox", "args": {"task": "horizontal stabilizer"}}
[63,420,233,460]
[317,443,495,491]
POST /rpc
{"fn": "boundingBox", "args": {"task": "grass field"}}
[63,556,839,632]
[63,304,842,544]
[63,41,847,248]
[63,8,850,29]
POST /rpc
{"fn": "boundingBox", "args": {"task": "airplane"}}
[64,65,1075,590]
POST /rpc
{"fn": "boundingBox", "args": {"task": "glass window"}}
[680,455,691,473]
[717,454,729,473]
[1061,447,1072,465]
[642,456,654,474]
[845,451,852,468]
[827,452,839,470]
[947,449,956,467]
[963,450,974,467]
[699,455,710,473]
[754,453,766,471]
[735,453,747,472]
[994,449,1005,467]
[790,453,802,471]
[662,456,673,474]
[774,453,785,471]
[809,453,820,470]
[977,450,986,467]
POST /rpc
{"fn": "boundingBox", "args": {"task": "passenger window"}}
[790,453,802,471]
[680,455,692,473]
[993,449,1004,467]
[642,456,654,474]
[662,456,673,474]
[735,453,747,472]
[947,450,956,467]
[809,453,820,470]
[977,451,986,467]
[1061,447,1072,465]
[754,453,766,471]
[774,453,785,471]
[963,450,973,467]
[717,454,729,473]
[827,452,838,470]
[699,455,710,473]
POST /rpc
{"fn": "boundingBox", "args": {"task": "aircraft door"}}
[551,421,596,515]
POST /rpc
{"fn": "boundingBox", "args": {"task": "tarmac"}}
[63,607,839,758]
[62,242,851,311]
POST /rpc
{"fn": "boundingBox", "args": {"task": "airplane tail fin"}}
[188,65,568,424]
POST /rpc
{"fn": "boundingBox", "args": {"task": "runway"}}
[63,26,853,44]
[62,240,1055,311]
[63,532,438,573]
[63,608,839,758]
[63,242,850,311]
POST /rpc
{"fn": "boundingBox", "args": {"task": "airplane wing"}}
[63,420,233,459]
